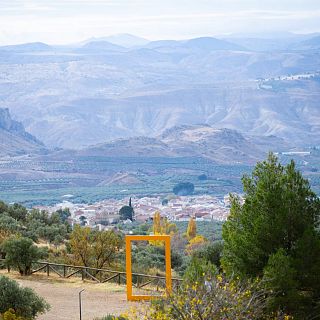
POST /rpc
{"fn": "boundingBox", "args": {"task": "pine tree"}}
[222,153,320,317]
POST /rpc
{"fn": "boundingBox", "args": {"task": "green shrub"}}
[172,182,194,196]
[191,241,224,269]
[0,276,50,319]
[183,256,217,283]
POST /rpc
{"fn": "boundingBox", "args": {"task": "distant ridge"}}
[289,35,320,51]
[183,37,247,51]
[144,37,246,51]
[0,42,52,52]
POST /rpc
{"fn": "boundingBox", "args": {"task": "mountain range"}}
[0,33,319,152]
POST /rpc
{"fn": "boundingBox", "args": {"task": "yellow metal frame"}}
[125,235,172,301]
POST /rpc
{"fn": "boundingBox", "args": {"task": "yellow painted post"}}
[125,235,172,301]
[125,236,132,300]
[165,235,172,294]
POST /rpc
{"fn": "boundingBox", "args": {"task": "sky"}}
[0,0,320,45]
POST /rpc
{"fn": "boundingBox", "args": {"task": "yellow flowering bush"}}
[0,309,24,320]
[123,274,292,320]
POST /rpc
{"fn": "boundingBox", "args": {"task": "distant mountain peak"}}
[87,34,149,48]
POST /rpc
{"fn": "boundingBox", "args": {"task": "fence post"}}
[46,264,49,277]
[63,265,66,277]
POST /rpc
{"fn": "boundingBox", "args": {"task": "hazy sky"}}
[1,0,320,45]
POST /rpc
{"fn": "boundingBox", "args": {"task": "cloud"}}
[0,1,319,45]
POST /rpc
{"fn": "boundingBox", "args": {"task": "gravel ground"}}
[0,271,139,320]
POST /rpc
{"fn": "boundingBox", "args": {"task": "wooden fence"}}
[0,259,182,291]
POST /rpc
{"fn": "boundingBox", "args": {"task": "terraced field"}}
[0,156,251,206]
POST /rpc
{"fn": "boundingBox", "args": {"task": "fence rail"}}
[0,259,182,291]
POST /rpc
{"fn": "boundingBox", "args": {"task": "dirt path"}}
[1,271,139,320]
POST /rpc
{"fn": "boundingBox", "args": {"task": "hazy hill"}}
[96,34,150,48]
[183,37,246,51]
[78,41,126,53]
[289,35,320,51]
[145,40,181,49]
[0,108,46,156]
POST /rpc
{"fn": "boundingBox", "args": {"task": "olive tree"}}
[2,237,47,275]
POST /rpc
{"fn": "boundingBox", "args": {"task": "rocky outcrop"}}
[0,108,46,156]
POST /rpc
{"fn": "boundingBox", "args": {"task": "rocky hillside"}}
[50,125,291,164]
[0,108,46,156]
